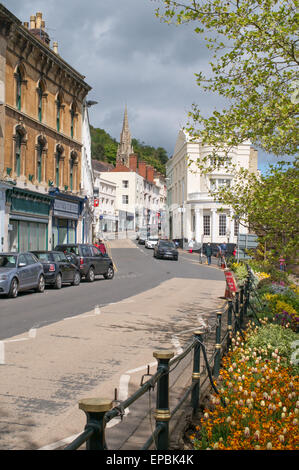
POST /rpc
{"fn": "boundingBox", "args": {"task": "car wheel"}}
[72,271,81,286]
[8,277,18,298]
[36,274,45,293]
[54,273,62,289]
[86,266,95,282]
[104,265,114,280]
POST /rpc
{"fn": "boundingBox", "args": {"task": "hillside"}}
[90,125,168,175]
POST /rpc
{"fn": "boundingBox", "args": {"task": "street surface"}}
[0,239,225,450]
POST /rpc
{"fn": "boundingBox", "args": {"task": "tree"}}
[156,0,299,159]
[215,162,299,262]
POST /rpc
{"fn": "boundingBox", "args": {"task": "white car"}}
[145,237,159,249]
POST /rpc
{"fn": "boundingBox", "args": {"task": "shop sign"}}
[53,199,79,219]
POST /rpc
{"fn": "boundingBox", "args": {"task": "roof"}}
[91,160,115,172]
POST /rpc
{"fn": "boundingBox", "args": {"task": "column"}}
[211,208,218,243]
[229,210,235,243]
[194,207,201,243]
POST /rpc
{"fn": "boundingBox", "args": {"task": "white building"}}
[80,101,95,243]
[92,162,117,239]
[166,129,258,247]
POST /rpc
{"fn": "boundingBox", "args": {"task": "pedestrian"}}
[279,257,286,271]
[232,245,237,257]
[205,242,212,265]
[95,239,106,254]
[188,238,194,253]
[221,242,227,258]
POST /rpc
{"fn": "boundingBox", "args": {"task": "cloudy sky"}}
[3,0,274,170]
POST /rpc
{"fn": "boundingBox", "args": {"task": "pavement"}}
[0,239,226,450]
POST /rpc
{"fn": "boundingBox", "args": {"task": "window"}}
[122,195,129,204]
[37,82,43,122]
[219,214,227,236]
[56,148,63,187]
[56,93,62,132]
[70,158,74,190]
[15,131,22,177]
[25,253,37,265]
[122,180,129,188]
[18,254,27,266]
[203,215,210,236]
[82,246,91,256]
[37,138,45,183]
[15,67,22,110]
[218,179,231,188]
[70,103,76,138]
[234,218,239,236]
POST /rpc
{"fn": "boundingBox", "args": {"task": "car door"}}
[58,252,72,281]
[17,254,31,289]
[25,253,41,287]
[91,246,105,274]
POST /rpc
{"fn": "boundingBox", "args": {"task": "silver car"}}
[0,252,45,298]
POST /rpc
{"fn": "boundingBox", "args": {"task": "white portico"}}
[166,130,258,246]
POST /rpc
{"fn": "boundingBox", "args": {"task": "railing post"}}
[191,330,203,413]
[227,300,233,350]
[213,310,222,378]
[78,398,113,450]
[239,285,244,326]
[235,291,240,331]
[153,350,174,450]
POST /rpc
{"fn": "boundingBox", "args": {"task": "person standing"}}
[205,242,212,265]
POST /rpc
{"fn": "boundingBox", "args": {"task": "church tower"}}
[116,105,134,167]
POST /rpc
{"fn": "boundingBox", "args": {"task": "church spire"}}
[116,105,133,167]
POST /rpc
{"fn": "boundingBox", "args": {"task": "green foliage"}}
[216,162,299,263]
[156,0,299,158]
[90,126,168,174]
[247,324,298,370]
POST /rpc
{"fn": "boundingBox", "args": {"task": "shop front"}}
[7,187,53,252]
[51,193,84,248]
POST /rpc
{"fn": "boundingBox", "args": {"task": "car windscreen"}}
[159,241,175,248]
[53,253,67,262]
[0,255,17,267]
[34,253,51,261]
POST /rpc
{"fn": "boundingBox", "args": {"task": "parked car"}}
[137,231,148,245]
[55,243,114,281]
[153,240,178,261]
[31,251,81,289]
[145,237,159,249]
[0,252,45,298]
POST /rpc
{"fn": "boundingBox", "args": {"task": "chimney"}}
[36,12,42,29]
[30,15,36,29]
[146,165,155,183]
[129,154,138,172]
[53,41,58,54]
[23,22,29,29]
[41,21,45,31]
[138,161,147,179]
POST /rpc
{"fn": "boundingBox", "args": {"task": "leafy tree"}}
[215,162,299,262]
[156,0,299,159]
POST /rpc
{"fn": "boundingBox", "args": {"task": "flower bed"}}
[189,322,299,450]
[187,262,299,451]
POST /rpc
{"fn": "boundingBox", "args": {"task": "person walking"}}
[205,242,212,265]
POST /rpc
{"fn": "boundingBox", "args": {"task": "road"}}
[0,239,226,450]
[0,240,223,340]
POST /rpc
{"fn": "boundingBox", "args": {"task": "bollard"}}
[227,300,233,350]
[213,310,222,378]
[153,350,174,450]
[78,398,113,450]
[191,330,203,413]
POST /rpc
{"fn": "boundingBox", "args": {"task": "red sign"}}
[224,270,238,293]
[94,199,99,207]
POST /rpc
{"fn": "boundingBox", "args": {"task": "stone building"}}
[166,129,259,247]
[0,6,91,251]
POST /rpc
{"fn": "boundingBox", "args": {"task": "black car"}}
[54,243,114,282]
[153,240,178,261]
[32,251,81,289]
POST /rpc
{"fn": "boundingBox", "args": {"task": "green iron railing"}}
[64,270,255,451]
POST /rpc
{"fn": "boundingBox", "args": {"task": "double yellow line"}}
[105,240,118,272]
